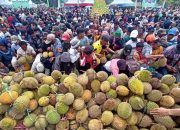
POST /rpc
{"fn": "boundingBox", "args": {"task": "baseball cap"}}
[146,34,156,43]
[130,30,138,38]
[168,28,178,35]
[61,32,70,41]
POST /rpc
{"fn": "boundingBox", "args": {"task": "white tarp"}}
[64,0,94,6]
[110,0,134,7]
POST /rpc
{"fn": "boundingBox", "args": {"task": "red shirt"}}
[7,16,13,27]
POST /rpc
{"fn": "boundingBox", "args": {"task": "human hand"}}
[150,107,170,116]
[49,57,55,62]
[47,47,52,51]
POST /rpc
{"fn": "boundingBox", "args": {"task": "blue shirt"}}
[0,48,13,65]
[11,43,20,53]
[52,38,62,57]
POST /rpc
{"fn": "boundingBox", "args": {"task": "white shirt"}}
[17,45,36,58]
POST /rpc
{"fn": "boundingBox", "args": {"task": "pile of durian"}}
[0,69,179,130]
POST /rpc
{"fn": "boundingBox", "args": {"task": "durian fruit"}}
[0,103,10,114]
[12,72,24,83]
[101,111,114,126]
[35,115,48,130]
[106,89,117,99]
[89,105,101,118]
[58,83,68,94]
[113,98,121,111]
[128,77,144,95]
[87,98,96,108]
[17,56,27,65]
[46,109,60,125]
[107,75,117,84]
[77,74,89,86]
[0,91,18,104]
[157,57,167,67]
[126,112,138,126]
[29,99,38,111]
[56,118,69,130]
[20,77,39,89]
[95,92,106,105]
[48,52,54,57]
[150,124,167,130]
[23,113,37,127]
[50,84,58,94]
[43,105,55,113]
[77,126,86,130]
[24,71,34,77]
[76,108,88,123]
[60,74,68,83]
[22,91,34,99]
[153,115,176,129]
[51,70,62,80]
[63,93,74,105]
[169,83,179,90]
[56,102,69,115]
[42,52,48,58]
[100,81,110,92]
[126,125,139,130]
[13,95,30,113]
[81,90,92,102]
[129,96,144,110]
[161,74,176,86]
[69,82,84,97]
[170,88,180,103]
[116,73,129,86]
[0,117,16,130]
[73,98,85,111]
[147,90,162,102]
[111,115,127,130]
[146,101,159,114]
[70,120,79,130]
[143,82,152,94]
[100,57,107,64]
[86,69,96,81]
[25,55,33,63]
[91,80,101,92]
[117,102,132,119]
[2,76,12,84]
[34,73,46,83]
[9,84,22,94]
[160,95,175,107]
[56,94,65,102]
[116,85,129,96]
[137,70,152,82]
[65,108,77,120]
[88,119,103,130]
[150,78,162,89]
[103,98,116,111]
[38,84,50,97]
[159,83,170,94]
[42,76,55,86]
[138,115,153,128]
[96,71,108,82]
[38,96,49,107]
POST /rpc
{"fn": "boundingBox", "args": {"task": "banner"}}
[142,0,157,8]
[91,0,109,16]
[12,0,29,8]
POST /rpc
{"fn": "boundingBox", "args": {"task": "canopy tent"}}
[64,0,94,6]
[110,0,135,7]
[0,0,12,7]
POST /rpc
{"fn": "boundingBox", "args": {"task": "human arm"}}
[150,107,180,116]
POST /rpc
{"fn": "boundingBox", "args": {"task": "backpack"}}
[126,60,140,74]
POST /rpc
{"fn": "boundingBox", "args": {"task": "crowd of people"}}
[0,6,180,82]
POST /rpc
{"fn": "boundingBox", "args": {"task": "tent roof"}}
[64,0,94,6]
[110,0,134,7]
